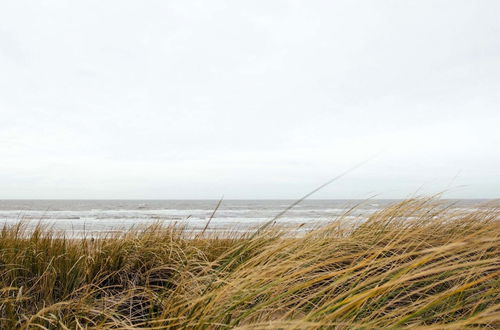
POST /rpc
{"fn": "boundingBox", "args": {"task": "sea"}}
[0,199,490,237]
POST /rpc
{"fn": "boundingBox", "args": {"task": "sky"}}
[0,1,499,199]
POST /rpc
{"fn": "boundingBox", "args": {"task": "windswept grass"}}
[0,198,498,329]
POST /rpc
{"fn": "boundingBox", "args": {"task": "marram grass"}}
[0,198,498,329]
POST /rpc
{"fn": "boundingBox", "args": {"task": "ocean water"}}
[0,199,489,237]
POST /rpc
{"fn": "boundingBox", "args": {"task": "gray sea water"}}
[0,199,489,237]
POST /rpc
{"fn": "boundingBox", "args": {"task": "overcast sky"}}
[1,1,499,199]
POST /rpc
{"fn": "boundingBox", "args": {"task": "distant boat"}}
[137,203,148,209]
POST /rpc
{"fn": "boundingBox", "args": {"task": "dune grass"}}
[0,198,498,329]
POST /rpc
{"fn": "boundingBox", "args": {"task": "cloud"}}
[0,0,499,198]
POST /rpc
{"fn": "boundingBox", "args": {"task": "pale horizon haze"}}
[1,1,499,199]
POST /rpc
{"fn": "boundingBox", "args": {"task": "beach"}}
[0,199,489,237]
[0,198,498,328]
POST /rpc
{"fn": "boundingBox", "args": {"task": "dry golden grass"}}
[0,198,498,329]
